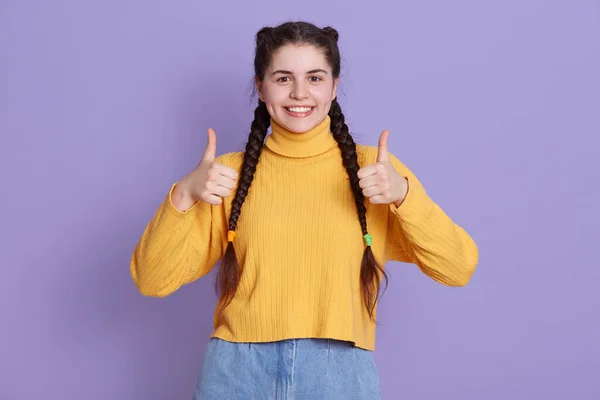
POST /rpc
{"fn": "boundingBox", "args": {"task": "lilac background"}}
[1,0,599,399]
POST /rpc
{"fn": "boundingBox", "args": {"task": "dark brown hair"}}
[215,21,388,321]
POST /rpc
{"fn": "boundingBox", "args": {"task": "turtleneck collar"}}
[265,116,338,158]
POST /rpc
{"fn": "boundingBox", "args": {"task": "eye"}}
[309,76,323,82]
[277,76,291,82]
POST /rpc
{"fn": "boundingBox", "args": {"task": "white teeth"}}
[287,107,312,113]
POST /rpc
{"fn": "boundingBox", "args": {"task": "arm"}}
[130,183,227,297]
[386,154,479,286]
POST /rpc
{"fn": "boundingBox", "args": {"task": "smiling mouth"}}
[284,106,315,117]
[285,106,314,112]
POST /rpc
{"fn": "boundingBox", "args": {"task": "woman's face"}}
[257,44,338,133]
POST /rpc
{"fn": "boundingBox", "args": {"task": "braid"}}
[329,102,368,235]
[215,100,270,307]
[329,99,389,321]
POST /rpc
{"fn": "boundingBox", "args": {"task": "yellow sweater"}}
[130,116,479,350]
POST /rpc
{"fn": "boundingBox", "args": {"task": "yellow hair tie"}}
[227,230,236,242]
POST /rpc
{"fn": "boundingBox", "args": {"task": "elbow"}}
[130,256,175,298]
[445,237,479,286]
[134,279,168,298]
[133,276,175,298]
[131,268,176,298]
[446,250,479,287]
[446,271,473,287]
[443,226,480,287]
[419,251,479,287]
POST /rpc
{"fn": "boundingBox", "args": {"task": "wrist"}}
[393,177,409,207]
[171,180,196,212]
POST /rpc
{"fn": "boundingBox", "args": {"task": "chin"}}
[277,114,322,134]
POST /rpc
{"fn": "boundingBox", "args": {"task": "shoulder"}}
[355,143,415,179]
[355,144,378,166]
[215,151,245,170]
[355,144,405,167]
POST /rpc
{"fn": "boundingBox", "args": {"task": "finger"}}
[201,193,223,205]
[376,130,389,163]
[213,164,239,180]
[215,175,237,190]
[357,164,379,179]
[206,182,232,198]
[362,186,383,198]
[359,175,378,189]
[368,195,386,204]
[202,128,217,162]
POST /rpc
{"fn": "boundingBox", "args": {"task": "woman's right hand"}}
[171,128,239,211]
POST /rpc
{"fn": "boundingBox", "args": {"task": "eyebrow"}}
[270,69,329,76]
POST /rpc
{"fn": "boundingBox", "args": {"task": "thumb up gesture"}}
[172,128,239,210]
[357,130,408,207]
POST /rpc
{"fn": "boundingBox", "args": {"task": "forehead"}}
[268,44,330,73]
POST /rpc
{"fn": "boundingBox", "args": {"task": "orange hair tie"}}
[227,230,236,242]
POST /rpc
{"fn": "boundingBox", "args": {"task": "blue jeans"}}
[193,337,381,399]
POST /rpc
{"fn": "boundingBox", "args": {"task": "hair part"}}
[215,21,388,322]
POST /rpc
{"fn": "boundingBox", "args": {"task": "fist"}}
[357,130,408,206]
[175,128,239,208]
[194,128,238,205]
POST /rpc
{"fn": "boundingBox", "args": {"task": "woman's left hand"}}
[357,130,409,207]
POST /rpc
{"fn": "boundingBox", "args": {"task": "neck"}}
[265,116,337,158]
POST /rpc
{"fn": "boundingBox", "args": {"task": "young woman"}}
[131,21,479,400]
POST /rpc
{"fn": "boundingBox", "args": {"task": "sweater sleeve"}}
[385,153,479,286]
[130,182,228,297]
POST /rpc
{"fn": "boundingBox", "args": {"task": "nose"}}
[290,81,308,100]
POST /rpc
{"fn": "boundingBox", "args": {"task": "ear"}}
[255,76,264,102]
[331,78,339,101]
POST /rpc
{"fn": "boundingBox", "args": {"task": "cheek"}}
[312,86,336,105]
[262,86,286,105]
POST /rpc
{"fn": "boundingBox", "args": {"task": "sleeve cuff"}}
[166,182,198,217]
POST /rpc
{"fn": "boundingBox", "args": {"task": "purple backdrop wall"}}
[1,0,599,399]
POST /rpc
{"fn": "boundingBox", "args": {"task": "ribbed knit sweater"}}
[130,116,479,350]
